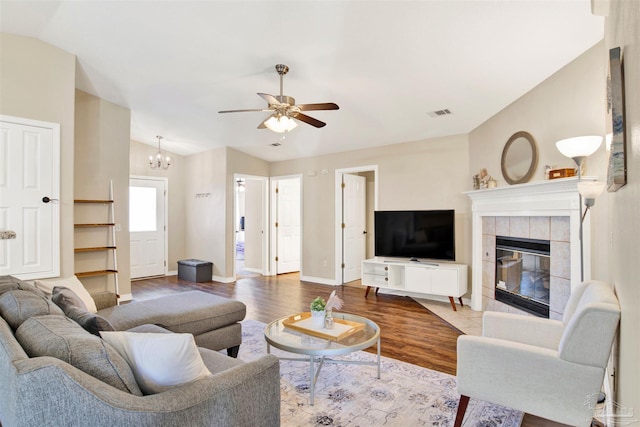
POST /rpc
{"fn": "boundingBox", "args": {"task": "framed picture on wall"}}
[607,46,627,192]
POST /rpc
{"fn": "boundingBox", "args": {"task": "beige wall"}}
[469,41,607,186]
[605,0,640,418]
[130,140,186,271]
[0,33,76,277]
[269,134,471,281]
[74,90,131,296]
[182,147,228,277]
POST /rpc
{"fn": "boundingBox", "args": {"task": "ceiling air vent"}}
[427,109,452,118]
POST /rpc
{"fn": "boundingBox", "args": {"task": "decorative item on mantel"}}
[472,168,495,190]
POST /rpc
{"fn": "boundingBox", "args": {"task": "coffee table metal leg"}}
[309,355,315,405]
[377,336,381,379]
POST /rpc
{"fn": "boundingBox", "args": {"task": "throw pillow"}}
[34,276,98,313]
[100,331,212,395]
[0,290,64,329]
[16,315,142,395]
[52,287,115,336]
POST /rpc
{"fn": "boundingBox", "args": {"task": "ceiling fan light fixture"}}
[264,115,298,133]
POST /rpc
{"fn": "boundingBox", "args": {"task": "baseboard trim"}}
[213,275,236,284]
[166,270,177,276]
[300,275,339,286]
[243,267,262,274]
[119,293,133,303]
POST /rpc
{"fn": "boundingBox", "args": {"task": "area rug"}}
[237,319,523,427]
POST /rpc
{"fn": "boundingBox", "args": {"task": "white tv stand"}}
[361,257,468,311]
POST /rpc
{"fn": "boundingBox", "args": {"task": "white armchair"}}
[454,280,620,427]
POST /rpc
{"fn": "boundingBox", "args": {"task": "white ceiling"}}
[1,1,603,162]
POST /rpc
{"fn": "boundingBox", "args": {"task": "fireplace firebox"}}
[495,236,550,317]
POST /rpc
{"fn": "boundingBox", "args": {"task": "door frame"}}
[334,166,378,285]
[129,175,168,277]
[233,173,270,278]
[1,114,60,279]
[269,174,302,276]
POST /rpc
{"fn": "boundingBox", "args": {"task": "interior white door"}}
[129,178,166,279]
[274,177,300,274]
[0,117,60,279]
[342,174,366,283]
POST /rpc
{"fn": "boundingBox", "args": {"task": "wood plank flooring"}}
[130,273,570,427]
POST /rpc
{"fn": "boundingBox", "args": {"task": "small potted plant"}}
[309,297,326,327]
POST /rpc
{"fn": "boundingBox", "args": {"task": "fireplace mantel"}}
[464,177,595,311]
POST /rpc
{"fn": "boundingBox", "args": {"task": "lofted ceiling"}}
[0,1,603,162]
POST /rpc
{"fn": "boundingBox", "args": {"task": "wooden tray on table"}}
[282,312,364,342]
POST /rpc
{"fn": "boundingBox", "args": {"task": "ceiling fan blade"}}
[297,102,339,111]
[293,113,326,128]
[257,93,281,105]
[218,108,269,114]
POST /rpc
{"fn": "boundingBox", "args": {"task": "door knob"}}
[42,196,59,203]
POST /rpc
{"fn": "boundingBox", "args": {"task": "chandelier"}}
[149,135,171,170]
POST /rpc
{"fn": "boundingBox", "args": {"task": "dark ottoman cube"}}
[177,259,213,282]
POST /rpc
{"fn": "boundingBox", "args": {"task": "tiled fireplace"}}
[466,178,595,319]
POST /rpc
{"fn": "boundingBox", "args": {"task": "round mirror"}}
[501,131,538,185]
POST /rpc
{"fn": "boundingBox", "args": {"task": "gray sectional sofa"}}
[0,275,281,427]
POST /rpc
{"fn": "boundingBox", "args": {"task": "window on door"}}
[129,187,157,232]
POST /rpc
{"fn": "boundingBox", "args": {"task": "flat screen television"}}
[374,210,455,261]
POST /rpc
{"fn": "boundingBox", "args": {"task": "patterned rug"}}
[238,319,523,427]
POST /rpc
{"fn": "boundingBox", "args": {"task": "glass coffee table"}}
[264,312,381,405]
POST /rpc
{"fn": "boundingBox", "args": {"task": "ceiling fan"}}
[218,64,339,133]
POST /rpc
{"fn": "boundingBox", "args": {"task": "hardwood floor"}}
[132,273,462,374]
[130,273,571,427]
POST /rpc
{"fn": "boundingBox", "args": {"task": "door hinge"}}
[275,222,279,227]
[341,182,346,189]
[164,260,166,267]
[341,223,345,229]
[275,187,279,193]
[275,256,279,262]
[341,263,345,268]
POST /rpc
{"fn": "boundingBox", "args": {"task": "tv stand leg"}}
[365,286,380,298]
[448,296,458,312]
[458,297,464,307]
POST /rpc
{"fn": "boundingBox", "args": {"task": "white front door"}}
[342,174,366,283]
[129,177,166,279]
[0,116,60,279]
[272,177,301,274]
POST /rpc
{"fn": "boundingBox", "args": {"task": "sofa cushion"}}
[16,315,142,395]
[98,291,246,335]
[0,290,64,329]
[0,275,46,298]
[52,287,115,336]
[34,276,98,313]
[100,331,212,395]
